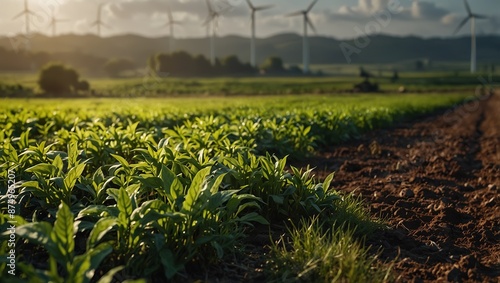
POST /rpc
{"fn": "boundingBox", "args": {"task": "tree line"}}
[0,46,305,77]
[148,52,256,77]
[148,51,302,77]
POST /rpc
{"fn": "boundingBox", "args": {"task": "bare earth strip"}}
[300,93,499,282]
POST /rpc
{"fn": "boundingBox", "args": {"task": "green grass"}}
[269,217,392,283]
[0,68,497,97]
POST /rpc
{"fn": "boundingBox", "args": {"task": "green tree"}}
[38,63,83,95]
[261,56,285,74]
[222,55,256,75]
[155,51,198,76]
[169,51,195,76]
[104,58,136,77]
[192,55,211,76]
[223,55,244,73]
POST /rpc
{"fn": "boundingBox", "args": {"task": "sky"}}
[0,0,499,39]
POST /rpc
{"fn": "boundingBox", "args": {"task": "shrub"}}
[76,80,90,92]
[38,63,85,95]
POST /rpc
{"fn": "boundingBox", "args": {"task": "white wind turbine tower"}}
[90,4,109,37]
[286,0,319,74]
[203,0,221,66]
[245,0,273,68]
[164,5,182,53]
[48,8,69,37]
[12,0,38,50]
[454,0,487,74]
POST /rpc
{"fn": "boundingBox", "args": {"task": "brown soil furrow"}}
[300,93,500,282]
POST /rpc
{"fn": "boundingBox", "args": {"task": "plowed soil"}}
[303,93,499,282]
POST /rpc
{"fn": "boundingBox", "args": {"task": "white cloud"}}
[334,0,451,22]
[441,13,458,25]
[410,0,448,20]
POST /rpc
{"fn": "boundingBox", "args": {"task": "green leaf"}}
[159,164,175,194]
[108,188,133,226]
[235,201,261,216]
[70,243,113,283]
[52,154,64,175]
[211,241,224,259]
[77,205,118,218]
[159,249,184,279]
[110,154,130,168]
[182,167,211,213]
[96,266,125,283]
[67,141,78,168]
[270,195,284,205]
[15,222,53,246]
[64,163,86,191]
[206,190,239,211]
[208,172,226,194]
[323,172,335,191]
[50,202,75,266]
[137,176,163,189]
[238,212,269,225]
[22,180,39,189]
[87,217,117,249]
[26,163,58,176]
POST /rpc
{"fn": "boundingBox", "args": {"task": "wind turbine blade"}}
[97,4,103,19]
[255,5,274,11]
[245,0,255,10]
[205,0,214,13]
[12,11,25,20]
[473,14,488,20]
[463,0,472,16]
[166,6,173,22]
[306,16,316,33]
[202,16,213,27]
[307,0,319,13]
[286,11,304,17]
[454,17,470,35]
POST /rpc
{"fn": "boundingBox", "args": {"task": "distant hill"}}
[1,33,499,68]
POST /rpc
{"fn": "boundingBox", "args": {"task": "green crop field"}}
[0,93,471,282]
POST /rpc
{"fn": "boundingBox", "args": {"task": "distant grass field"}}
[0,92,471,113]
[0,65,497,97]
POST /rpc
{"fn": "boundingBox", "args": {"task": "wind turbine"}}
[454,0,488,74]
[245,0,273,68]
[12,0,38,50]
[286,0,319,74]
[203,0,221,66]
[48,8,69,37]
[90,4,109,37]
[164,5,182,53]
